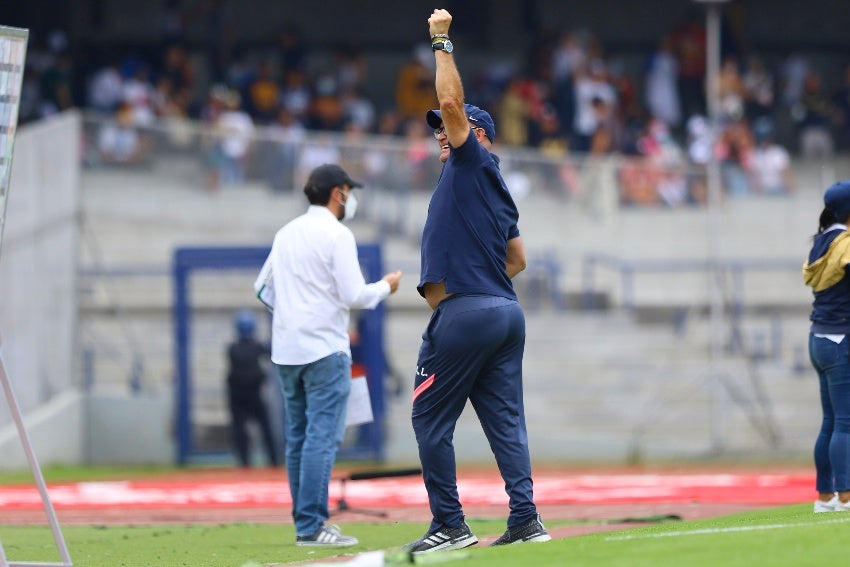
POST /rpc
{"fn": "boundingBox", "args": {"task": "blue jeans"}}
[810,334,850,493]
[276,352,351,536]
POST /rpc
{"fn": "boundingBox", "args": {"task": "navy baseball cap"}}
[825,180,850,222]
[426,103,496,142]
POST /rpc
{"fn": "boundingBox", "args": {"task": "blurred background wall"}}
[1,0,850,469]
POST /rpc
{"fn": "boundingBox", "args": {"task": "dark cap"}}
[825,180,850,222]
[426,103,496,142]
[305,163,363,191]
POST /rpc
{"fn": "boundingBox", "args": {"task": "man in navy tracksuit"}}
[405,8,551,554]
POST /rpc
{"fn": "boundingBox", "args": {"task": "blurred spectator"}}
[276,23,306,74]
[621,118,687,206]
[340,86,376,132]
[296,134,341,186]
[551,31,586,86]
[120,59,157,126]
[834,63,850,151]
[549,31,587,145]
[530,104,577,197]
[38,50,74,118]
[686,115,714,167]
[498,76,534,147]
[264,108,306,192]
[200,85,225,126]
[609,62,642,154]
[279,68,312,120]
[644,34,681,130]
[203,86,255,190]
[572,59,617,153]
[338,122,372,183]
[779,50,809,109]
[332,44,367,92]
[18,66,41,124]
[154,75,195,151]
[643,118,688,206]
[376,109,403,137]
[307,73,346,131]
[795,71,843,160]
[404,118,438,193]
[589,96,623,155]
[96,102,151,166]
[217,90,255,183]
[718,56,746,124]
[749,117,794,196]
[245,59,281,125]
[619,157,661,206]
[742,55,775,120]
[671,14,707,119]
[716,119,755,197]
[225,50,257,102]
[87,59,124,113]
[394,44,438,121]
[159,44,196,110]
[685,115,713,205]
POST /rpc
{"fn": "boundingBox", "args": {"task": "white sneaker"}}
[815,495,838,513]
[296,524,359,547]
[835,499,850,512]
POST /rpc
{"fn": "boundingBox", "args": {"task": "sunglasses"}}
[433,125,485,139]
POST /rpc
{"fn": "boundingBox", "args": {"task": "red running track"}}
[0,472,815,510]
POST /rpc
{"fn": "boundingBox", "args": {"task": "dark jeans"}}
[810,334,850,493]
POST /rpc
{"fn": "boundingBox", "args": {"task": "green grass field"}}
[2,505,848,566]
[0,465,836,566]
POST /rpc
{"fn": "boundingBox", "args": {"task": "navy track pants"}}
[411,294,537,532]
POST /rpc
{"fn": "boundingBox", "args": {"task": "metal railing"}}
[581,253,803,314]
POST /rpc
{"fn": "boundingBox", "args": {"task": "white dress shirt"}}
[256,205,390,365]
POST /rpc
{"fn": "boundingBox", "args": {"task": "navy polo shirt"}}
[417,129,520,300]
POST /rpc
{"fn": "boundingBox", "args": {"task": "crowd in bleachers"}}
[17,8,850,203]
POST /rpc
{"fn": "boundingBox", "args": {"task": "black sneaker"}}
[489,514,552,546]
[296,524,358,547]
[405,520,478,554]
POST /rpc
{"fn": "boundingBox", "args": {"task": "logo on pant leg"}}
[412,372,435,402]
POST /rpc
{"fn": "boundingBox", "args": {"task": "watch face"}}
[444,40,454,53]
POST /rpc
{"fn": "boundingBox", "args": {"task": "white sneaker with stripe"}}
[405,520,478,554]
[296,524,358,547]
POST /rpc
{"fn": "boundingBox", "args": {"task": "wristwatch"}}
[432,40,454,53]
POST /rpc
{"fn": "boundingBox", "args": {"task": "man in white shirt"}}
[255,163,402,547]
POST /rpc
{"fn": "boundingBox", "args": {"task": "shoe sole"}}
[296,541,359,547]
[490,532,552,546]
[411,535,478,554]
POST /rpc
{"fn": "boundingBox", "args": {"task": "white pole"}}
[0,342,72,566]
[705,2,726,453]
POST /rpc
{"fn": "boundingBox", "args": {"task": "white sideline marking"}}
[605,516,850,541]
